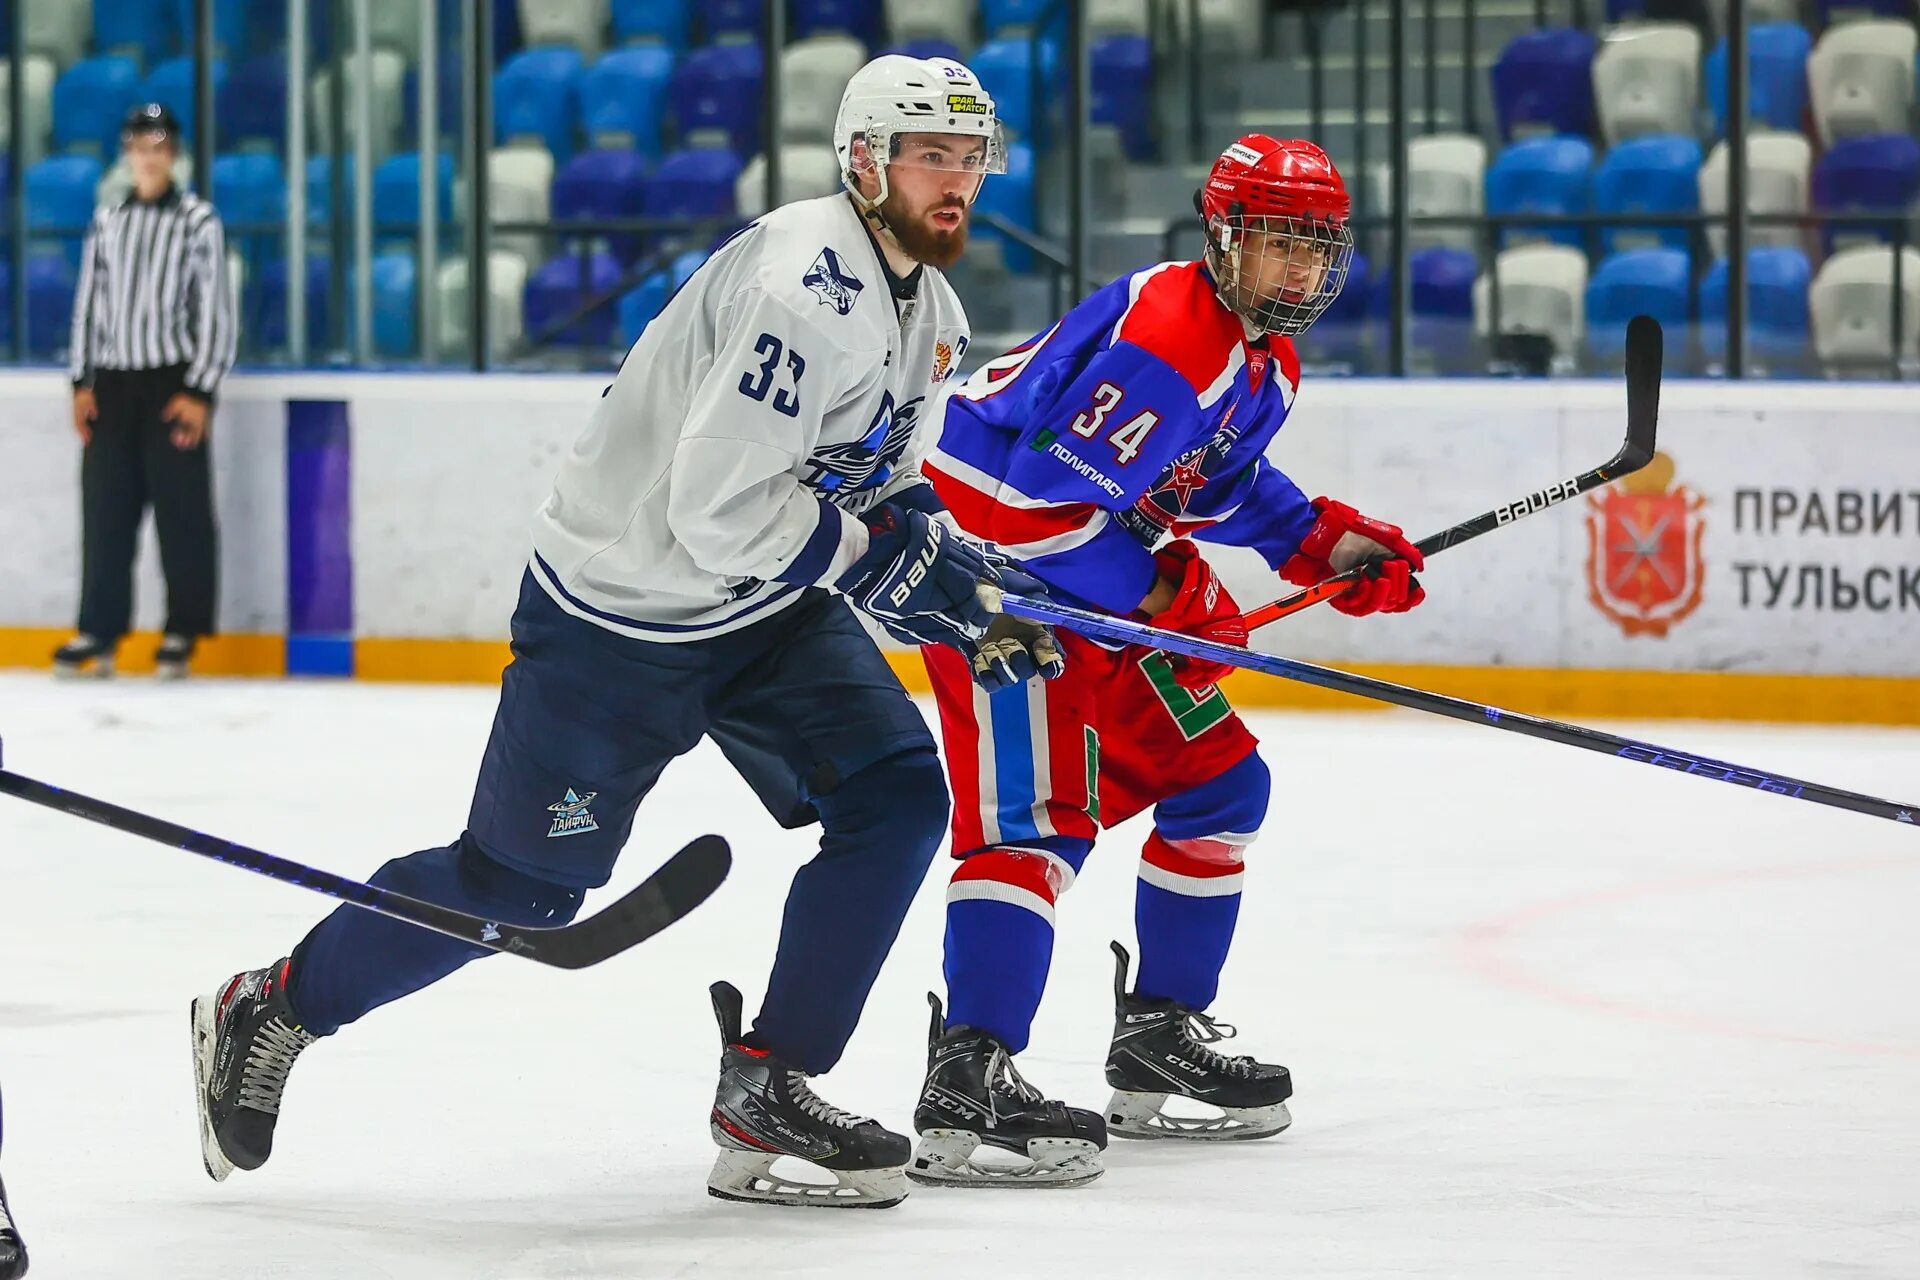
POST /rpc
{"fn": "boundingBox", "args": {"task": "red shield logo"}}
[1584,451,1706,638]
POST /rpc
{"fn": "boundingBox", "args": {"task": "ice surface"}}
[2,673,1918,1278]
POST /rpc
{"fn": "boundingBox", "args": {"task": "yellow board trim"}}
[5,629,1918,726]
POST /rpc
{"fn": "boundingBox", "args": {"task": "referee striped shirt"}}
[69,185,237,399]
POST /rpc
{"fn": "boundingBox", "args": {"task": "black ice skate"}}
[706,981,909,1209]
[909,994,1106,1189]
[154,633,196,680]
[51,634,113,680]
[0,1171,26,1279]
[1104,941,1293,1141]
[190,959,319,1181]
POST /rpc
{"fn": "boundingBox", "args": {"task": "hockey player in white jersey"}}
[189,55,1063,1211]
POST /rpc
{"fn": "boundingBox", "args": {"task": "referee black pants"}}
[77,365,218,642]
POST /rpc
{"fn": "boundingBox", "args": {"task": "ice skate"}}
[190,959,318,1181]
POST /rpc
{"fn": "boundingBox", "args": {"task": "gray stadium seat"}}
[1088,0,1152,39]
[1808,19,1919,146]
[1407,132,1487,253]
[519,0,610,58]
[1700,132,1812,255]
[885,0,971,48]
[366,0,427,61]
[1810,245,1920,369]
[736,148,845,218]
[1593,22,1702,143]
[0,57,56,165]
[311,50,408,165]
[435,252,530,360]
[1474,244,1589,362]
[26,0,89,68]
[779,36,868,146]
[488,146,555,265]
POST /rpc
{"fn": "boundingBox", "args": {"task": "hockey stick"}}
[0,749,732,969]
[1242,314,1664,631]
[996,595,1920,829]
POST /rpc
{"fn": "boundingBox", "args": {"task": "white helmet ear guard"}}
[834,55,1005,213]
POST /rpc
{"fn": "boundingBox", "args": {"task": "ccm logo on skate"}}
[1615,746,1805,796]
[1494,479,1581,524]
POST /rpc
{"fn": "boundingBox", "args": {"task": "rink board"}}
[2,369,1917,723]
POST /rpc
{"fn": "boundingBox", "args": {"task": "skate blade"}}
[154,662,188,682]
[189,993,235,1183]
[907,1129,1105,1189]
[52,659,113,681]
[706,1149,907,1210]
[1106,1091,1293,1142]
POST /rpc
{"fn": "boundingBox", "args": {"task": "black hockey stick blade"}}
[1247,315,1665,629]
[0,757,730,970]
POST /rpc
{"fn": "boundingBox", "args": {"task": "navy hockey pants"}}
[286,570,948,1074]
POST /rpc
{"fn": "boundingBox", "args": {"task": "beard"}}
[881,186,970,270]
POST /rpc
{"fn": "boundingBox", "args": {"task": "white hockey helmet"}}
[833,54,1007,213]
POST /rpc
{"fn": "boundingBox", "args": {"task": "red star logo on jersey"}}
[1164,457,1209,504]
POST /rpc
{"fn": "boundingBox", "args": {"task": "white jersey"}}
[528,194,972,642]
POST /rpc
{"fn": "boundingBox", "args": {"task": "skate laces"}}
[1176,1010,1258,1079]
[986,1045,1046,1109]
[785,1070,872,1129]
[237,1018,316,1115]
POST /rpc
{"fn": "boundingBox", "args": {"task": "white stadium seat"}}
[1808,19,1919,146]
[26,0,89,68]
[736,148,844,219]
[0,57,57,166]
[1407,132,1487,253]
[519,0,610,58]
[311,50,408,165]
[1810,245,1920,368]
[1088,0,1152,39]
[366,0,427,62]
[885,0,971,47]
[779,36,868,146]
[435,251,531,360]
[1700,132,1812,255]
[488,145,555,265]
[1593,22,1702,143]
[1474,244,1589,360]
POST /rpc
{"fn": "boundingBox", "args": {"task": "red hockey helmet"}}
[1196,135,1354,337]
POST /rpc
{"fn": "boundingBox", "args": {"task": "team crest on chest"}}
[804,393,924,505]
[803,247,864,316]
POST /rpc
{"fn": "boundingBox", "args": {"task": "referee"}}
[56,102,236,680]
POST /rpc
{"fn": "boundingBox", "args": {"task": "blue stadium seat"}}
[249,254,329,350]
[1812,133,1920,251]
[0,254,80,356]
[1485,136,1594,249]
[1586,247,1691,359]
[525,249,623,347]
[618,271,672,344]
[403,51,466,149]
[54,57,143,159]
[881,38,965,62]
[793,0,884,43]
[144,56,226,143]
[1706,24,1812,136]
[210,152,285,259]
[304,156,359,227]
[672,43,763,153]
[220,55,288,152]
[170,0,260,59]
[971,36,1062,142]
[1408,245,1478,370]
[1091,35,1153,160]
[982,0,1068,39]
[1593,134,1702,253]
[613,0,694,48]
[703,0,765,43]
[496,46,586,161]
[973,139,1037,271]
[1700,247,1813,366]
[373,152,456,243]
[554,148,652,263]
[27,156,104,267]
[1491,28,1598,141]
[643,147,743,248]
[583,46,675,156]
[371,251,417,357]
[93,0,176,66]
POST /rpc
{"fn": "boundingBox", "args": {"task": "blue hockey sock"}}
[943,840,1088,1053]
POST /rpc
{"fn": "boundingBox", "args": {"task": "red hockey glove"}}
[1145,540,1248,691]
[1279,498,1427,617]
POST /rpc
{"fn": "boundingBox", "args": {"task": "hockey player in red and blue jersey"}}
[905,136,1428,1188]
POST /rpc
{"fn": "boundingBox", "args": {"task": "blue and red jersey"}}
[925,259,1319,614]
